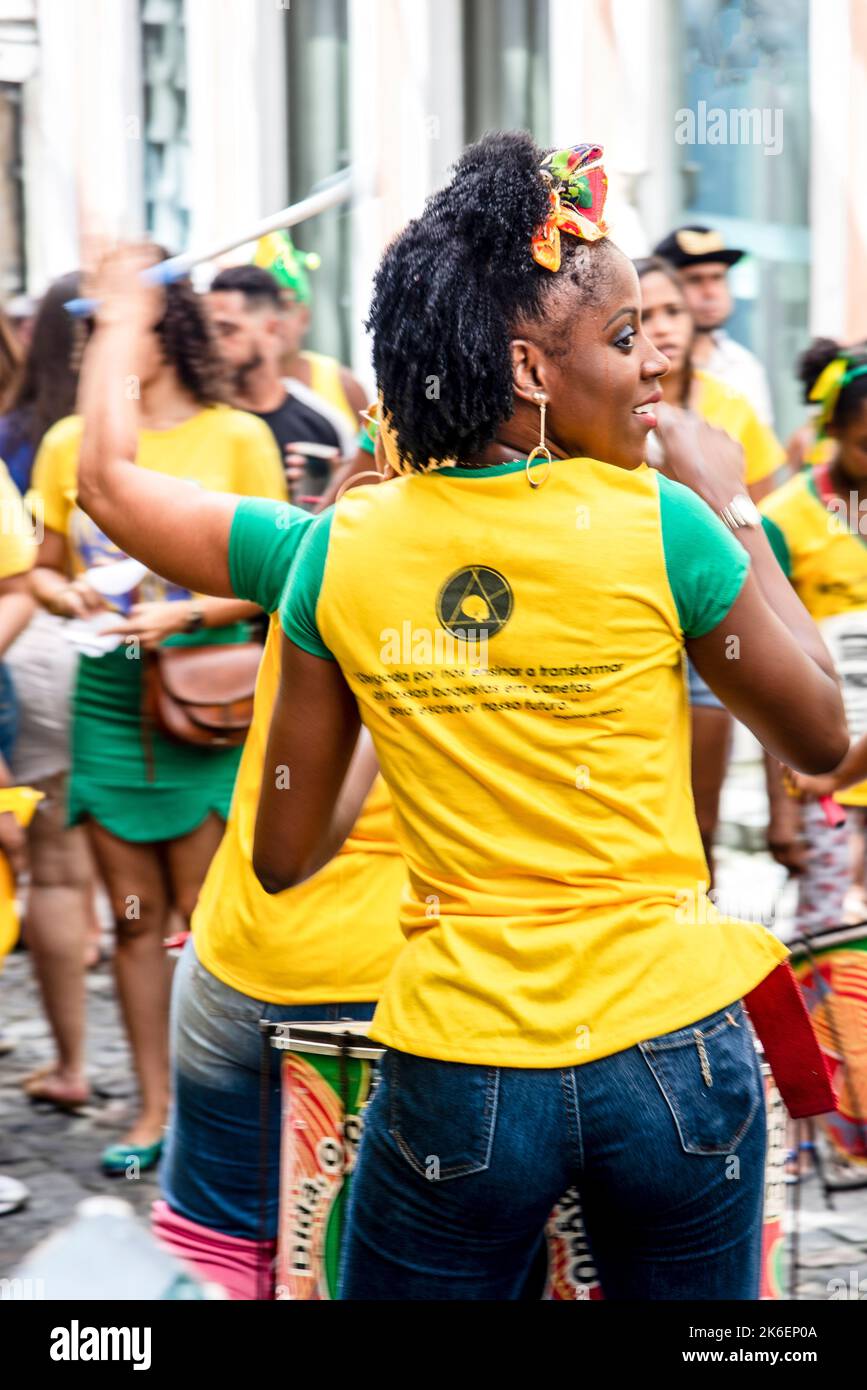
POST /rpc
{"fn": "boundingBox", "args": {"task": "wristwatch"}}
[184,600,206,634]
[719,493,762,532]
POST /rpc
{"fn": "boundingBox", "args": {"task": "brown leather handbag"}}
[144,643,263,751]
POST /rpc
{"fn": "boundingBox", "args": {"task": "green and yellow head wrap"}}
[810,356,867,436]
[252,231,321,306]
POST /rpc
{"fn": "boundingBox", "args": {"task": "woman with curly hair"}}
[28,269,287,1172]
[255,132,846,1299]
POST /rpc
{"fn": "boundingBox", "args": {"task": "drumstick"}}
[819,795,847,828]
[65,170,354,316]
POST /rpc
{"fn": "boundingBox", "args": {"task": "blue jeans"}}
[687,657,724,711]
[340,1000,766,1301]
[161,938,375,1239]
[0,662,19,765]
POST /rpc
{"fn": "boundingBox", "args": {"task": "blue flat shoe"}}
[100,1138,163,1176]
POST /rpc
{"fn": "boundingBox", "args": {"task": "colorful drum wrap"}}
[273,1023,383,1301]
[544,1059,788,1300]
[274,1029,790,1300]
[760,1066,788,1300]
[790,925,867,1163]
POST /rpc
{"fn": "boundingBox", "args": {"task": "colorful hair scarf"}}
[531,145,609,272]
[809,356,867,436]
[252,231,321,305]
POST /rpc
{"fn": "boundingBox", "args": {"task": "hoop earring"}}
[526,394,552,489]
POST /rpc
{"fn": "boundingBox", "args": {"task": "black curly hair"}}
[797,337,867,429]
[366,131,616,470]
[155,276,227,406]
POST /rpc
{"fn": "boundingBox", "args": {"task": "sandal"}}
[100,1137,163,1175]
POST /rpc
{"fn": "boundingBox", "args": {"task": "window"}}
[675,0,810,435]
[463,0,550,145]
[140,0,190,253]
[284,0,351,363]
[0,81,25,296]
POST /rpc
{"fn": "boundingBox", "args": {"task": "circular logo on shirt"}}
[436,566,514,640]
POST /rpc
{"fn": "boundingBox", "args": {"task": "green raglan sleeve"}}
[759,513,792,577]
[657,474,751,638]
[278,507,336,660]
[227,498,313,614]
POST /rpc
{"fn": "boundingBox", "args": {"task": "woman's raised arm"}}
[77,245,239,598]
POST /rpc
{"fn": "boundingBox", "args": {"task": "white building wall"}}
[22,0,142,292]
[185,0,287,257]
[808,0,850,339]
[347,0,464,380]
[548,0,677,257]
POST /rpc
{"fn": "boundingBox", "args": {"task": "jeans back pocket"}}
[638,1001,761,1156]
[387,1050,499,1182]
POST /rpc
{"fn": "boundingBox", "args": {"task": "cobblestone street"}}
[0,946,159,1272]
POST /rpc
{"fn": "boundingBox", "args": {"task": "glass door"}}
[675,0,810,436]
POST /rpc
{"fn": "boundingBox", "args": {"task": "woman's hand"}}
[284,444,342,505]
[101,600,191,650]
[89,243,165,337]
[653,403,746,513]
[789,769,842,799]
[47,577,108,620]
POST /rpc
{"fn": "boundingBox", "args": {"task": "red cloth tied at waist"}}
[744,961,837,1118]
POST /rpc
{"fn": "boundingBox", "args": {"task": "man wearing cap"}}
[653,225,775,427]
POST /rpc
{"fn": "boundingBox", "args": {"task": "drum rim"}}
[788,924,867,955]
[265,1020,385,1059]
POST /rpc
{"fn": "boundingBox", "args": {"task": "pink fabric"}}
[151,1198,276,1301]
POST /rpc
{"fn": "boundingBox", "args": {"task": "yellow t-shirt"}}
[0,459,36,579]
[0,787,42,962]
[694,369,785,487]
[192,497,405,1003]
[301,351,359,434]
[30,407,287,584]
[281,456,787,1066]
[762,468,867,806]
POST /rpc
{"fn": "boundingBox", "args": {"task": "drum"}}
[789,924,867,1163]
[271,1022,384,1301]
[271,1025,790,1300]
[544,1056,788,1300]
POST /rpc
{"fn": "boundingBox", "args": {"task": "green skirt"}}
[68,635,245,844]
